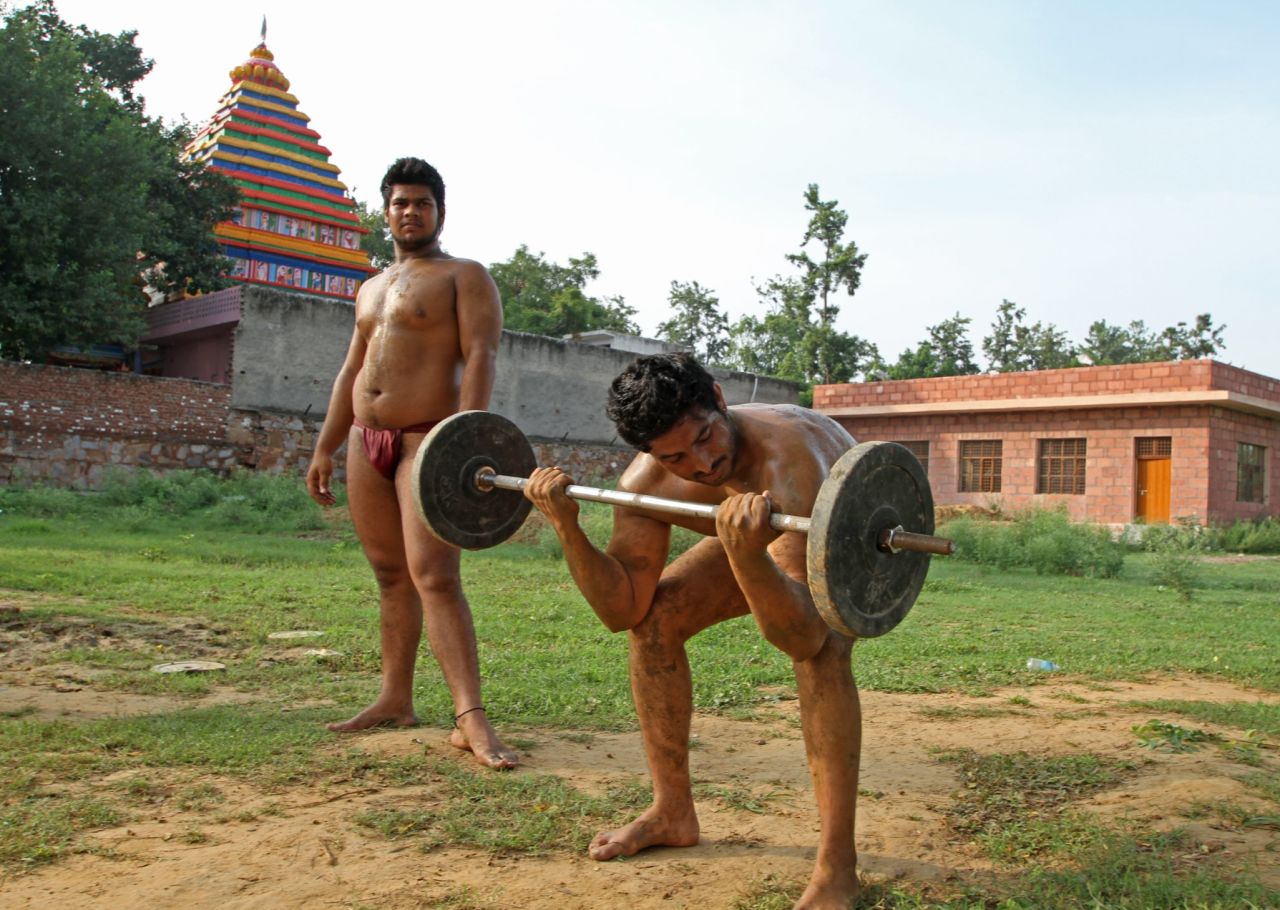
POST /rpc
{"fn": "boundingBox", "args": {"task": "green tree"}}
[1154,313,1226,360]
[787,183,869,326]
[725,184,876,386]
[354,199,393,271]
[881,313,980,379]
[1074,314,1225,366]
[0,1,236,361]
[982,299,1077,372]
[656,280,729,363]
[489,245,637,337]
[1079,319,1151,365]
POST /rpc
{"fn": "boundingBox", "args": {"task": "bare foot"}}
[325,702,418,733]
[794,867,860,910]
[588,805,700,861]
[449,710,518,770]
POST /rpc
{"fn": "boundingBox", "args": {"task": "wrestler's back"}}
[353,257,464,429]
[623,404,855,536]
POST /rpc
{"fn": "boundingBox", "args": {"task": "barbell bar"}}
[411,411,954,638]
[472,467,954,557]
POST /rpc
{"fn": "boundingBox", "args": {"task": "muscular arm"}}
[306,324,367,504]
[525,467,671,632]
[455,261,502,411]
[717,493,832,661]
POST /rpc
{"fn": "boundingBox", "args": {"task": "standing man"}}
[524,353,861,908]
[306,157,516,770]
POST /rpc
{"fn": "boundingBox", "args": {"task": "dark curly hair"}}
[606,353,721,450]
[380,157,445,210]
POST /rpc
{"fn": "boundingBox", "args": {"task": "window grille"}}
[893,441,930,475]
[1037,439,1087,494]
[1237,443,1266,504]
[959,440,1002,493]
[1135,437,1172,459]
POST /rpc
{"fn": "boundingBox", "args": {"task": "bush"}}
[1135,517,1206,599]
[1135,519,1222,554]
[1220,517,1280,554]
[938,507,1125,578]
[0,485,84,518]
[1150,546,1198,600]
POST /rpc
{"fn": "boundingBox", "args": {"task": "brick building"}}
[813,360,1279,527]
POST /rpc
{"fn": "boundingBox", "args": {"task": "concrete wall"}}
[0,290,799,489]
[493,331,800,445]
[231,287,353,415]
[230,289,800,444]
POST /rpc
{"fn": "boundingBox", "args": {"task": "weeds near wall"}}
[938,507,1125,578]
[0,470,326,534]
[1220,517,1280,554]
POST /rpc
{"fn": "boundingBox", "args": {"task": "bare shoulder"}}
[353,270,387,319]
[618,451,690,496]
[737,404,854,450]
[618,452,666,494]
[428,255,492,280]
[358,268,389,297]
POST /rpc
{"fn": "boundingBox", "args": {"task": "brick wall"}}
[1207,409,1278,525]
[833,406,1218,525]
[1,362,235,487]
[0,361,632,490]
[816,360,1280,526]
[812,359,1280,410]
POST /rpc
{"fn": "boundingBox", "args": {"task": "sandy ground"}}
[1,600,1278,909]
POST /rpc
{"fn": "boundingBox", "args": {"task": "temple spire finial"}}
[260,15,267,43]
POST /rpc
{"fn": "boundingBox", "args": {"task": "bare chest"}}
[358,265,456,336]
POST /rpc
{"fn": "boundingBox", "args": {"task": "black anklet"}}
[454,705,485,726]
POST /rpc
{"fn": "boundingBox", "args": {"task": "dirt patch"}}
[0,608,241,670]
[0,604,258,720]
[1201,554,1280,564]
[2,676,1277,909]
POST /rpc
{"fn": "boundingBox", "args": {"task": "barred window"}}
[1135,437,1172,459]
[893,440,929,475]
[959,440,1002,493]
[1037,439,1087,494]
[1237,443,1266,504]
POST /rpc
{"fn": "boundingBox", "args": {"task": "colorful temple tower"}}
[181,33,374,301]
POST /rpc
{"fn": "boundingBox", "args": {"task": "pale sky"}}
[50,0,1280,377]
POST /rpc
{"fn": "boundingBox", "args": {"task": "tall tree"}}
[0,1,236,361]
[489,245,638,337]
[725,185,876,386]
[656,280,729,363]
[981,299,1076,372]
[786,184,868,326]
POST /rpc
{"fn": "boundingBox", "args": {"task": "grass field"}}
[1,477,1277,909]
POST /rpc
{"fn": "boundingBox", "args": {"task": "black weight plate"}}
[411,411,536,550]
[807,441,934,638]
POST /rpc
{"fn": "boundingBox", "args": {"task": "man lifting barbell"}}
[524,352,866,910]
[412,354,949,908]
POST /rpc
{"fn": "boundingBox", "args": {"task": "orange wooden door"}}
[1136,458,1171,523]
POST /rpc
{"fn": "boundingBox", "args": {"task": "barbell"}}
[410,411,954,638]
